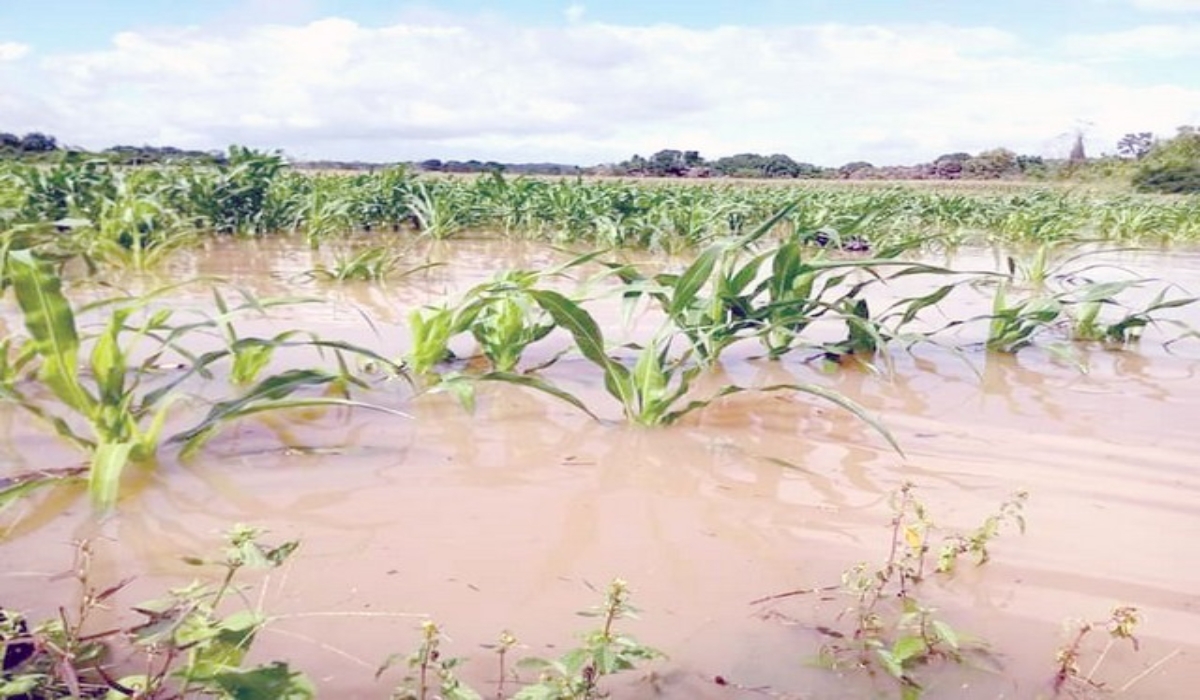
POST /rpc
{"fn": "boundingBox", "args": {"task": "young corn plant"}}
[477,289,900,451]
[1063,282,1196,345]
[405,304,479,381]
[308,245,442,283]
[604,204,798,365]
[2,251,405,507]
[467,285,556,373]
[985,281,1063,353]
[459,251,607,372]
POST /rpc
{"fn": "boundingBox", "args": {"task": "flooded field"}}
[3,236,1199,699]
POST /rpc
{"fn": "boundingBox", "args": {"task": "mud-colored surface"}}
[3,236,1199,698]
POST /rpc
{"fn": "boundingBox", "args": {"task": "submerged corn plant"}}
[608,204,961,365]
[307,244,441,283]
[1,251,406,507]
[976,245,1198,353]
[475,288,901,451]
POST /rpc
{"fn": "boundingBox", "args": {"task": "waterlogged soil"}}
[2,235,1200,699]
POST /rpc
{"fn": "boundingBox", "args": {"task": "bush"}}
[1132,125,1200,193]
[1132,162,1200,193]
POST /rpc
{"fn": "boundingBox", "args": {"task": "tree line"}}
[2,126,1196,192]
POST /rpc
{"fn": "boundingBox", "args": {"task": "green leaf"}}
[478,372,601,421]
[931,619,960,650]
[891,635,927,664]
[210,662,316,700]
[169,369,409,456]
[89,441,135,508]
[7,250,93,414]
[669,244,721,315]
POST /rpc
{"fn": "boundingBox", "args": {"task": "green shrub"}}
[1132,162,1200,194]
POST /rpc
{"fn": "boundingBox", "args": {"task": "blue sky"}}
[2,0,1198,164]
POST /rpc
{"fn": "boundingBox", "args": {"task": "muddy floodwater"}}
[2,236,1199,699]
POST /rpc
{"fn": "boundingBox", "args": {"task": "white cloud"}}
[4,16,1198,164]
[0,42,30,61]
[565,4,587,24]
[1061,23,1200,59]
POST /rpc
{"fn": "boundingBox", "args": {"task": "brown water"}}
[2,235,1199,699]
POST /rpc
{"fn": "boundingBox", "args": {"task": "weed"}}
[377,621,481,700]
[377,580,662,700]
[0,526,313,699]
[752,484,1027,698]
[513,579,663,700]
[1049,605,1178,698]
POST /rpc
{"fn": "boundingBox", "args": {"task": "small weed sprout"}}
[378,580,662,700]
[0,526,312,699]
[514,579,663,700]
[1050,605,1173,697]
[754,483,1027,699]
[378,620,481,700]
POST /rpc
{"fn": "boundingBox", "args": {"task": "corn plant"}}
[2,251,405,507]
[407,180,474,239]
[480,289,901,449]
[405,304,478,379]
[308,245,441,283]
[466,280,556,373]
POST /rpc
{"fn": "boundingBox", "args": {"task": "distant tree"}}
[648,149,687,176]
[1117,132,1154,160]
[838,161,874,179]
[625,154,648,174]
[19,132,57,152]
[712,153,765,177]
[932,152,971,179]
[1132,125,1200,193]
[419,159,443,172]
[0,132,19,151]
[1016,154,1046,176]
[966,148,1019,179]
[763,153,801,178]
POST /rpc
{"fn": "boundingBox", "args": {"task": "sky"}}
[1,0,1199,166]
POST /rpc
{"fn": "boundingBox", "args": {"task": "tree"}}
[838,161,874,179]
[712,153,766,177]
[0,132,19,151]
[19,132,57,152]
[763,153,801,178]
[648,149,687,176]
[1132,125,1200,193]
[1117,132,1154,160]
[932,152,971,179]
[965,148,1018,179]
